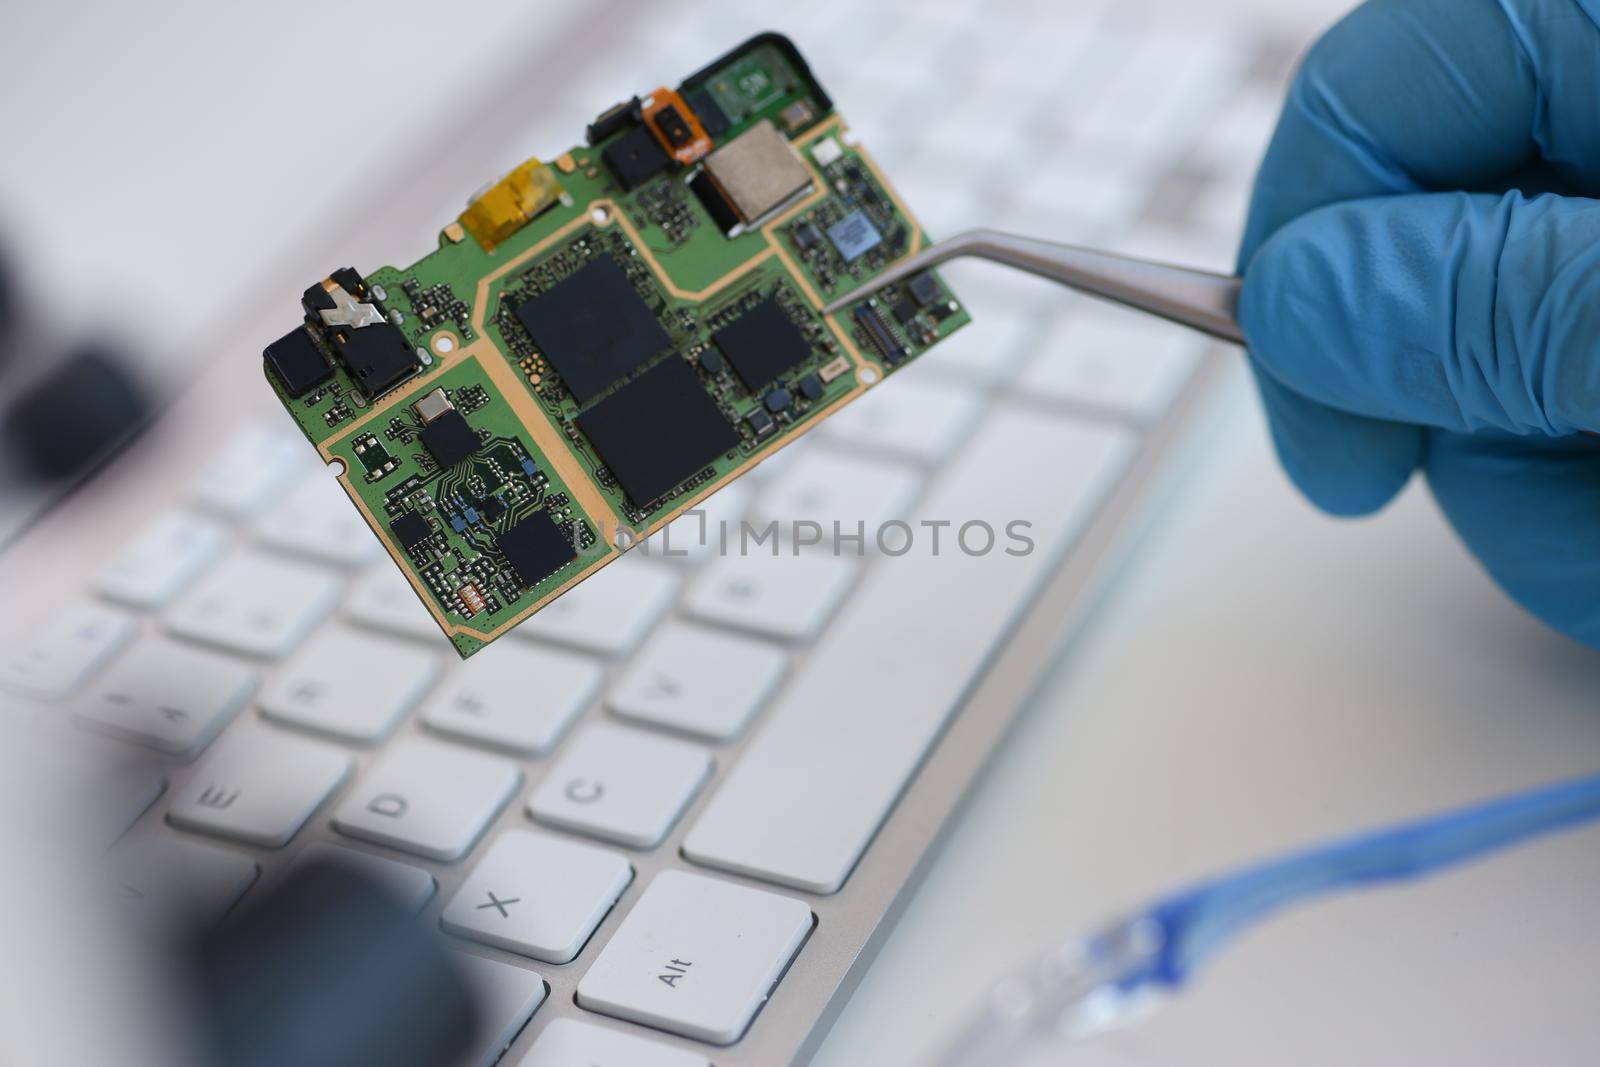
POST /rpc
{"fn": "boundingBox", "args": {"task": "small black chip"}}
[798,373,823,401]
[330,322,419,398]
[420,409,481,469]
[712,297,813,392]
[908,272,942,307]
[699,348,727,376]
[689,171,741,234]
[495,512,577,588]
[264,326,333,397]
[602,124,671,191]
[746,408,776,436]
[480,496,507,521]
[764,388,792,413]
[390,509,433,551]
[514,255,671,405]
[576,356,740,506]
[792,221,822,251]
[891,297,919,325]
[684,88,729,138]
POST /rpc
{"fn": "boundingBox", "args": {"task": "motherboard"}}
[263,33,969,658]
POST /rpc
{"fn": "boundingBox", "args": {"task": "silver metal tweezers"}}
[820,229,1245,344]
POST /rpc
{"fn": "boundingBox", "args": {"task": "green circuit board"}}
[262,32,969,658]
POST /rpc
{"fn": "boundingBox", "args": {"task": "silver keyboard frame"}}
[0,5,1245,1063]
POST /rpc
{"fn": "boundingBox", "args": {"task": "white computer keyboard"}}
[0,1,1283,1062]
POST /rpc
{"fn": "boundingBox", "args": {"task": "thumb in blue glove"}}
[1236,0,1600,646]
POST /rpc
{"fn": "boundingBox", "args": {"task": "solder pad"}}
[264,32,969,658]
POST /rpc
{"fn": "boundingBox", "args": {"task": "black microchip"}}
[684,88,729,138]
[908,272,942,307]
[689,170,740,233]
[699,348,726,376]
[264,326,333,397]
[576,356,740,506]
[495,512,577,588]
[480,496,506,521]
[746,408,776,436]
[891,297,919,325]
[654,105,693,148]
[330,322,419,398]
[792,221,822,251]
[712,297,813,392]
[420,410,481,469]
[798,373,823,401]
[602,124,671,190]
[390,509,433,551]
[514,256,671,405]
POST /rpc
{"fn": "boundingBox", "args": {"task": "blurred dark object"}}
[2,344,150,482]
[186,858,480,1067]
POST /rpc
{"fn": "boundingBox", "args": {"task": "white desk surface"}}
[6,2,1598,1065]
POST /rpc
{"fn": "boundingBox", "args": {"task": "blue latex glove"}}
[1237,0,1600,646]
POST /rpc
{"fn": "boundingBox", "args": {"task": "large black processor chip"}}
[576,356,740,506]
[514,255,671,404]
[419,410,481,469]
[712,297,814,391]
[496,512,577,588]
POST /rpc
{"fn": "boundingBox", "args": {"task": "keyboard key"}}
[576,870,811,1045]
[1017,306,1205,422]
[0,600,135,699]
[517,1018,709,1067]
[111,836,257,931]
[346,565,450,644]
[95,511,227,610]
[259,626,441,742]
[644,480,751,564]
[450,954,547,1067]
[512,556,678,657]
[749,449,922,550]
[422,642,599,756]
[291,843,435,914]
[527,724,709,849]
[334,737,520,861]
[820,377,982,464]
[47,740,166,844]
[190,425,310,519]
[167,551,341,659]
[167,725,351,847]
[683,408,1135,893]
[683,553,857,643]
[254,474,382,568]
[96,766,167,845]
[608,623,785,741]
[75,640,256,759]
[441,830,631,964]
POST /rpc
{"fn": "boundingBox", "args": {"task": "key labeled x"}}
[477,890,520,918]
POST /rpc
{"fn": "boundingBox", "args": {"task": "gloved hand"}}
[1237,0,1600,646]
